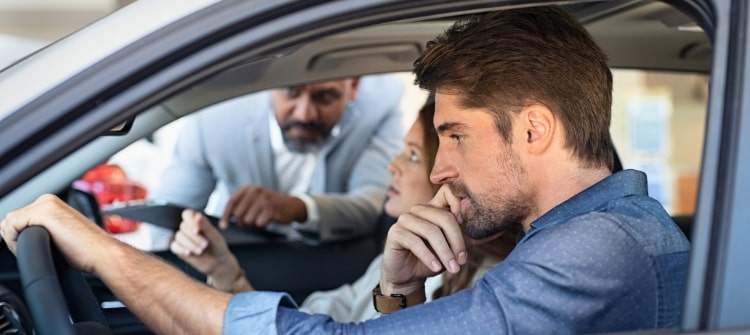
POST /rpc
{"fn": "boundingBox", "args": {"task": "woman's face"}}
[385,120,436,217]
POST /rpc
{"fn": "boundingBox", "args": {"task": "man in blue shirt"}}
[0,6,689,335]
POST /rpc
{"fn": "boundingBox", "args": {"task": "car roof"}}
[163,1,711,116]
[0,1,709,123]
[0,0,218,121]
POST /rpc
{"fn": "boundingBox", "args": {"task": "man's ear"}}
[519,103,555,155]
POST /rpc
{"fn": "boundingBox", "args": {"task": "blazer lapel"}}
[244,98,278,190]
[310,102,360,193]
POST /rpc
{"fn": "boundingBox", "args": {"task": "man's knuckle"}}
[422,221,440,233]
[405,232,422,245]
[416,246,432,258]
[386,225,399,237]
[5,211,16,221]
[413,204,431,212]
[400,213,420,224]
[393,217,406,228]
[38,194,55,201]
[39,194,61,205]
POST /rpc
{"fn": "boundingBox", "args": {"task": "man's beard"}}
[448,153,533,239]
[280,121,332,153]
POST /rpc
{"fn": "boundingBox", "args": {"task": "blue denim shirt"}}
[224,170,690,334]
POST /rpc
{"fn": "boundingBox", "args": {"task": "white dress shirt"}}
[268,112,341,233]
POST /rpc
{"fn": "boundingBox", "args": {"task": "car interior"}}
[0,1,710,334]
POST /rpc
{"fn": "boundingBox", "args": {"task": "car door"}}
[0,0,747,334]
[680,0,750,331]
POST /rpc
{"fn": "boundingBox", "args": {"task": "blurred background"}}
[0,0,133,68]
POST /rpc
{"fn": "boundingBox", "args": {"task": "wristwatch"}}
[372,284,426,313]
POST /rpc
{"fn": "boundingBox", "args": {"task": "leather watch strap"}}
[372,284,426,313]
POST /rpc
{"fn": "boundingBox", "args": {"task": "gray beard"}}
[282,136,327,153]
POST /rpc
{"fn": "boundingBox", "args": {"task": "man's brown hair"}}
[414,6,614,170]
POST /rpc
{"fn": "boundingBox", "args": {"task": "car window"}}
[610,69,708,216]
[109,72,426,194]
[83,69,709,249]
[86,72,427,250]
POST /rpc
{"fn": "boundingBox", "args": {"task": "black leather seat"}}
[671,215,693,241]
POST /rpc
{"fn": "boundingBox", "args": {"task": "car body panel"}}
[0,0,747,333]
[0,0,218,121]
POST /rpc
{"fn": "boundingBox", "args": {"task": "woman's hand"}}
[170,210,251,292]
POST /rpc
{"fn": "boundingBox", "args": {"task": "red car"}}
[73,164,146,233]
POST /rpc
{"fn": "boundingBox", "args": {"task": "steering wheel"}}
[16,226,112,335]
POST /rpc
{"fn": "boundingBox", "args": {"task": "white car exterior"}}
[0,0,218,121]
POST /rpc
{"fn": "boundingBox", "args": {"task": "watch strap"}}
[372,283,426,313]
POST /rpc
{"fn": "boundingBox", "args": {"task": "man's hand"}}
[220,186,307,228]
[171,210,251,292]
[0,194,114,274]
[2,195,232,335]
[380,185,467,296]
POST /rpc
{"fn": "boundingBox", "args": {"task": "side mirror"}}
[103,116,134,136]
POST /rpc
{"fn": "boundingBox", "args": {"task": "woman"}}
[170,100,518,322]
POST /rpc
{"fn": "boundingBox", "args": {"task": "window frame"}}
[0,0,745,332]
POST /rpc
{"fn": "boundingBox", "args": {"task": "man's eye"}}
[312,91,341,105]
[450,134,465,144]
[286,88,302,98]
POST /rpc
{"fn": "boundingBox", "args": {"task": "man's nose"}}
[291,95,317,123]
[430,150,459,184]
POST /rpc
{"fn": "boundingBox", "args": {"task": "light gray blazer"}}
[152,75,404,241]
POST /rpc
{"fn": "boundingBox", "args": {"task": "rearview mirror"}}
[103,116,135,136]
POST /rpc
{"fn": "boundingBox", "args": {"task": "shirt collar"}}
[524,169,648,237]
